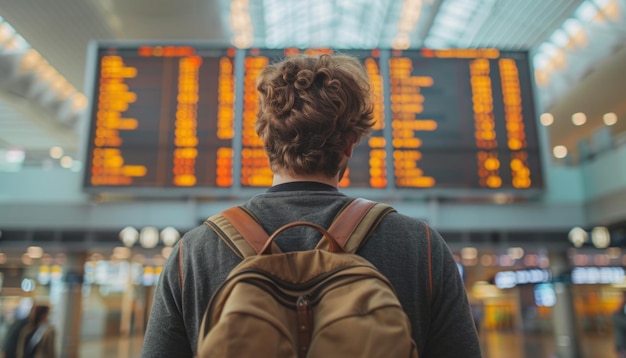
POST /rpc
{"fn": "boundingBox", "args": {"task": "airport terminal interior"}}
[0,0,626,357]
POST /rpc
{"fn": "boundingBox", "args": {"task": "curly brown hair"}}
[255,54,375,178]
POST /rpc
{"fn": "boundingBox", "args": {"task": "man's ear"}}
[344,140,356,158]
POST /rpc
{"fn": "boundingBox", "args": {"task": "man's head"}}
[255,54,374,180]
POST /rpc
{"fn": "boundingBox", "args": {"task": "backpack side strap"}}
[317,198,396,254]
[205,207,281,258]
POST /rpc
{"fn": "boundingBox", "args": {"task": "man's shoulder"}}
[365,206,444,255]
[179,223,220,249]
[377,208,430,233]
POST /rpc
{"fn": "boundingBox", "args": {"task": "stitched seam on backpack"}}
[205,219,245,259]
[359,206,396,250]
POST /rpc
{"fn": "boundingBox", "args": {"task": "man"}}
[142,54,481,357]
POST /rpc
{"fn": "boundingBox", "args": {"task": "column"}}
[56,253,86,358]
[550,251,582,358]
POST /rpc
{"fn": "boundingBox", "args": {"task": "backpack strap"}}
[206,198,395,258]
[315,198,396,254]
[205,207,281,259]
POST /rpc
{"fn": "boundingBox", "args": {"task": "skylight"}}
[424,0,497,49]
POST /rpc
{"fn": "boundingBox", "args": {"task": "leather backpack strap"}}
[205,207,281,258]
[316,198,396,254]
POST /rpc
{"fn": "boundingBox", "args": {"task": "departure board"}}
[241,48,386,189]
[389,49,542,190]
[82,43,543,197]
[84,45,236,189]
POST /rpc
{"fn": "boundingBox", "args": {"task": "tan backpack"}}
[197,198,418,358]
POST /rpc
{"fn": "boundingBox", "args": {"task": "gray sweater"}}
[142,186,481,357]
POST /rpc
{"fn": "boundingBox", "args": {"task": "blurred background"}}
[0,0,625,357]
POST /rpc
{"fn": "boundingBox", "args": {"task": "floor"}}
[479,331,616,358]
[79,330,618,358]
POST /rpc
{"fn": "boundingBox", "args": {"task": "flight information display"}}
[83,43,543,197]
[389,49,542,190]
[84,45,236,189]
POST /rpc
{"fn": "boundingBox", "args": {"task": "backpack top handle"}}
[259,221,344,255]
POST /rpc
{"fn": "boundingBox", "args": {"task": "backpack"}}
[197,198,419,358]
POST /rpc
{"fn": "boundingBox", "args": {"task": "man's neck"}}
[272,173,339,188]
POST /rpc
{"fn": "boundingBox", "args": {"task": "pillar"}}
[550,251,582,358]
[55,253,86,358]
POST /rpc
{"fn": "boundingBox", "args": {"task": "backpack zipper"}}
[239,272,367,308]
[203,265,387,333]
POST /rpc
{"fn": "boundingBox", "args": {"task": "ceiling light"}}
[553,145,568,158]
[5,34,28,51]
[603,112,618,126]
[140,227,160,249]
[550,29,570,47]
[461,247,478,261]
[72,94,88,111]
[575,2,598,22]
[392,33,411,50]
[538,42,558,57]
[591,226,611,249]
[563,19,584,37]
[569,227,588,247]
[533,53,551,71]
[571,112,587,126]
[160,227,181,247]
[49,146,63,159]
[5,148,25,164]
[0,22,16,43]
[60,155,73,168]
[540,113,554,126]
[119,226,139,247]
[21,49,42,71]
[27,246,44,259]
[113,246,132,260]
[507,247,524,260]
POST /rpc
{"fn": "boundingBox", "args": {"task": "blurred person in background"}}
[16,304,56,358]
[1,298,33,358]
[613,292,626,358]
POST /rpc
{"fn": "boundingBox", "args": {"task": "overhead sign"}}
[571,267,625,284]
[494,269,551,289]
[83,43,543,197]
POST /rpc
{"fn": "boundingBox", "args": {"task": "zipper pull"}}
[296,296,312,357]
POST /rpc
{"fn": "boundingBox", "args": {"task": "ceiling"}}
[0,0,623,168]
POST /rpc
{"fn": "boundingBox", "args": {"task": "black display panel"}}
[389,49,542,190]
[82,44,543,197]
[84,45,236,189]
